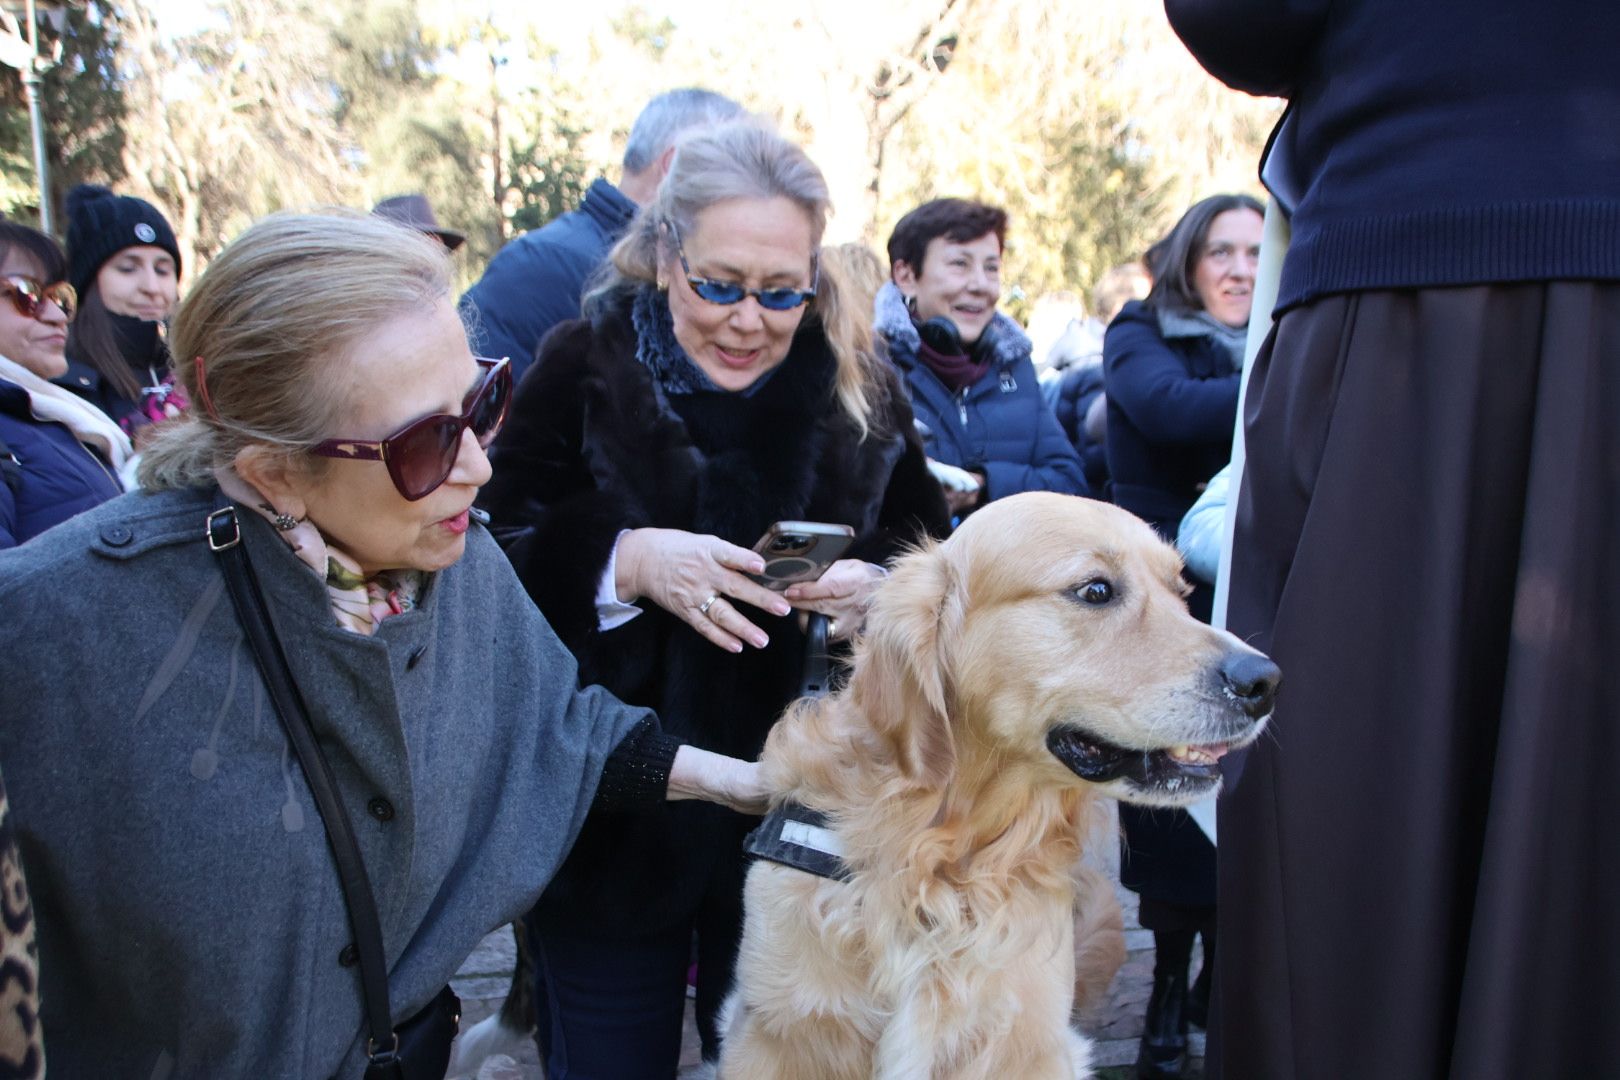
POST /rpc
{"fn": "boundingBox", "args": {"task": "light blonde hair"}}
[589,121,889,437]
[139,210,452,490]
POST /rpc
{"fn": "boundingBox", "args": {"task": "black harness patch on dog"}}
[744,803,852,883]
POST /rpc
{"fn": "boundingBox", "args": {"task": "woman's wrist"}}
[613,528,644,604]
[667,745,769,814]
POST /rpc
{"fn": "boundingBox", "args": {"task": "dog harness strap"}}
[744,802,852,882]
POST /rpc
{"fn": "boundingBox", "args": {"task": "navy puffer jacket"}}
[0,378,122,548]
[1102,300,1240,533]
[874,283,1088,508]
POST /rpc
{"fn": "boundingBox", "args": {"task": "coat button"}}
[367,797,395,822]
[406,645,427,670]
[99,525,133,547]
[338,943,358,967]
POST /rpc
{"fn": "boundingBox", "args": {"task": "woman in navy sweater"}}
[1166,2,1620,1077]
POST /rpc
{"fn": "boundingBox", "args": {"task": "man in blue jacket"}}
[461,88,743,383]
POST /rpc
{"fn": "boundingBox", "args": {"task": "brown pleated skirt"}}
[1212,283,1620,1079]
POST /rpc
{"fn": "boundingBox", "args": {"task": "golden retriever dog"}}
[717,492,1279,1080]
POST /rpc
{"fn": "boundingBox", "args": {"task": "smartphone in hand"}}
[748,521,855,591]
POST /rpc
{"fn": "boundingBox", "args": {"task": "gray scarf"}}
[1156,309,1249,367]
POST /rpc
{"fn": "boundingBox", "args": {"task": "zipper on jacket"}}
[74,434,119,488]
[956,387,968,427]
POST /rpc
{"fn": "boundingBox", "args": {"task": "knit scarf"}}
[629,283,781,398]
[214,467,422,636]
[631,284,720,395]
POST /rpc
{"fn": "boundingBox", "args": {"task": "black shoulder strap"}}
[206,500,406,1079]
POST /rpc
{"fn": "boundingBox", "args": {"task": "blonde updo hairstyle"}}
[139,210,452,491]
[591,120,888,437]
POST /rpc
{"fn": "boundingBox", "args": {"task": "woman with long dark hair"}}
[56,184,186,443]
[1103,192,1264,1079]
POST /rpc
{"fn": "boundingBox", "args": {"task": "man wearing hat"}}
[371,193,466,252]
[459,87,743,383]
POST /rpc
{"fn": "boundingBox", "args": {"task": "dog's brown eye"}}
[1076,580,1114,606]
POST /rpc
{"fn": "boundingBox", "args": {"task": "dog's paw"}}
[445,1012,531,1079]
[1067,1027,1095,1079]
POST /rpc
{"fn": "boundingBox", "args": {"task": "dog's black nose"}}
[1220,652,1281,718]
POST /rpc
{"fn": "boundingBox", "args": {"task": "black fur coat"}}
[479,287,948,929]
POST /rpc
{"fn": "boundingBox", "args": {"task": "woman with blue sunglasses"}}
[480,120,950,1076]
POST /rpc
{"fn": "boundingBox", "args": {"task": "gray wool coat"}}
[0,485,652,1078]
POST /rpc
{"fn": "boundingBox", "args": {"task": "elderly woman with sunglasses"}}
[0,222,129,548]
[0,210,770,1078]
[479,121,948,1076]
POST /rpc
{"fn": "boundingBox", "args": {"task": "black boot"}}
[1136,970,1189,1079]
[1186,923,1215,1029]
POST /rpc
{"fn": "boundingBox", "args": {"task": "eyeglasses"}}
[309,356,512,501]
[2,275,77,321]
[666,219,818,311]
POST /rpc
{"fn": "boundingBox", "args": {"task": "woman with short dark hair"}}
[875,197,1088,523]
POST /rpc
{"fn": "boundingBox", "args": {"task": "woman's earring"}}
[258,503,300,532]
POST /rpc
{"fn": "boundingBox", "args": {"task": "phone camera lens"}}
[770,534,810,554]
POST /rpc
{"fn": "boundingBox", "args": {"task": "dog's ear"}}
[851,543,960,789]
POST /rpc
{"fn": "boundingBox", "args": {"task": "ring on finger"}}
[699,593,720,617]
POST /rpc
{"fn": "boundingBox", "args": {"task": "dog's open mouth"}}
[1046,726,1231,788]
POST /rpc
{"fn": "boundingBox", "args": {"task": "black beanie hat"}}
[64,184,183,299]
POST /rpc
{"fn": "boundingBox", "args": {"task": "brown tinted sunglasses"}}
[309,356,512,501]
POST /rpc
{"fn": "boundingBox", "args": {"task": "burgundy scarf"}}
[916,338,991,393]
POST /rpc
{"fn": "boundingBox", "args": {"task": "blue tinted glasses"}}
[667,219,818,311]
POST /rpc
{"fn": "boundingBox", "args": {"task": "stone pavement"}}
[448,807,1206,1080]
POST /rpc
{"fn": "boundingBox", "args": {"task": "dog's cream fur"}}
[718,493,1274,1080]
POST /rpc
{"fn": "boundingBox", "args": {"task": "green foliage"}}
[505,102,590,235]
[0,0,127,229]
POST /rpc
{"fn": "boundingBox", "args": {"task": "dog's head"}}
[850,492,1278,806]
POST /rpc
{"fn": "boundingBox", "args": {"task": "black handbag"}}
[207,501,459,1080]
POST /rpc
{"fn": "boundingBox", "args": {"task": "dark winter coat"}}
[873,283,1088,509]
[55,314,174,434]
[1050,362,1109,492]
[459,178,637,383]
[478,287,950,931]
[0,378,121,548]
[1102,300,1239,534]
